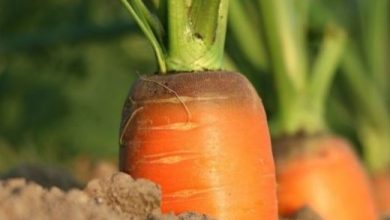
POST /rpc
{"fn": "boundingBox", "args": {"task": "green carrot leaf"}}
[119,0,167,72]
[362,0,389,93]
[228,1,268,70]
[133,0,165,43]
[309,24,347,120]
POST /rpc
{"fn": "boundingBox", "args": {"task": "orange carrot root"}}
[372,171,390,217]
[274,135,379,220]
[119,71,277,220]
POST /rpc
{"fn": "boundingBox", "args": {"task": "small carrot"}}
[117,1,278,219]
[372,171,390,216]
[335,0,390,217]
[242,1,381,219]
[229,0,382,219]
[274,135,379,220]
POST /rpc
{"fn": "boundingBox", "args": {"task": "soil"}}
[0,163,322,220]
[0,172,210,220]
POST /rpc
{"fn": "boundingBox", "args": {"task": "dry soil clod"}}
[0,172,212,220]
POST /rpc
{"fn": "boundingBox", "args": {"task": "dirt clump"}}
[85,172,161,219]
[0,169,320,220]
[0,172,211,220]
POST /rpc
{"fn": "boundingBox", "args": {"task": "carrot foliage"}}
[337,0,389,171]
[230,1,346,136]
[119,0,229,73]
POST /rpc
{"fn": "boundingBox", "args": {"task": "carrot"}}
[228,1,379,219]
[335,0,390,217]
[117,1,277,219]
[274,135,378,220]
[372,172,390,216]
[310,1,390,218]
[119,71,276,219]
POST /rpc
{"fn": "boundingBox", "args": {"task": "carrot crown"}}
[119,0,229,73]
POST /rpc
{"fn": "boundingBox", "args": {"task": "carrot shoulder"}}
[119,71,277,220]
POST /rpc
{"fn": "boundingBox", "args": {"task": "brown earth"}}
[0,172,211,220]
[0,163,322,220]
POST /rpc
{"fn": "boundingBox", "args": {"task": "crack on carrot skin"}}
[138,75,192,123]
[119,106,144,146]
[136,150,201,164]
[164,187,225,199]
[142,150,199,158]
[142,154,198,165]
[138,122,200,131]
[136,95,229,104]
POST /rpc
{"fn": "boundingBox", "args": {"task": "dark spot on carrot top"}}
[194,32,203,40]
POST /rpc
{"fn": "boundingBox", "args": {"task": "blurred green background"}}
[0,0,159,172]
[0,0,388,177]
